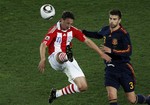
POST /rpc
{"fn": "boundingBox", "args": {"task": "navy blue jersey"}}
[83,25,135,92]
[82,24,132,64]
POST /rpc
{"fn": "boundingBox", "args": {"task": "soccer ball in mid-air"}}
[40,4,55,20]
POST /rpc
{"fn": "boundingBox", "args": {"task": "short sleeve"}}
[73,27,86,42]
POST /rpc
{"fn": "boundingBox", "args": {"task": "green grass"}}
[0,0,150,105]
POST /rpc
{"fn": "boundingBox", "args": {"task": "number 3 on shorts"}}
[129,82,134,89]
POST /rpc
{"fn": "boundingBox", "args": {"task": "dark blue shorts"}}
[104,63,136,92]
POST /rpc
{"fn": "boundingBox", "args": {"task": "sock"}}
[136,94,146,104]
[109,99,118,105]
[110,103,118,105]
[56,84,80,98]
[58,52,68,62]
[146,96,150,104]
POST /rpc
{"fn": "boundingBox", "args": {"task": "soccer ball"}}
[40,4,55,20]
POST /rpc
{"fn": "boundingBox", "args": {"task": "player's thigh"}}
[105,67,120,90]
[120,71,135,92]
[64,59,85,84]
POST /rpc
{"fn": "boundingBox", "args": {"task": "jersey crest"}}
[45,36,50,40]
[112,38,118,45]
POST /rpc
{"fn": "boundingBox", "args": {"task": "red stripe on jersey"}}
[113,45,131,54]
[48,25,57,34]
[120,27,127,34]
[71,26,86,42]
[42,25,57,55]
[126,63,136,84]
[61,32,67,52]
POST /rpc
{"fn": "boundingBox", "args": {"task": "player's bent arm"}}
[84,37,103,56]
[84,37,111,62]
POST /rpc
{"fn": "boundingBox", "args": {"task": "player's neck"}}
[110,25,120,32]
[60,24,68,31]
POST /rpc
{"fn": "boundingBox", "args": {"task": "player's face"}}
[109,15,121,28]
[61,18,74,30]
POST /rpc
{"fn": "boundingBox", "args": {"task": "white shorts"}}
[48,52,85,84]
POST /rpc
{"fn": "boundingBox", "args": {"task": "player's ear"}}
[119,19,121,23]
[60,18,65,23]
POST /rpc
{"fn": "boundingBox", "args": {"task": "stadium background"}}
[0,0,150,105]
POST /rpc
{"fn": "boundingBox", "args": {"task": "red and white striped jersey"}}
[42,21,86,55]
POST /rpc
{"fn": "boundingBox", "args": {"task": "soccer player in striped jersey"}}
[38,11,111,104]
[82,9,150,105]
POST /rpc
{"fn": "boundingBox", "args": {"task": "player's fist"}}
[38,59,46,73]
[101,53,111,63]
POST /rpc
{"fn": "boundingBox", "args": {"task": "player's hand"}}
[100,45,111,53]
[100,53,111,63]
[38,59,46,73]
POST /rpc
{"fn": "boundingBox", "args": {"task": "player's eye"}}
[67,22,73,25]
[109,17,113,20]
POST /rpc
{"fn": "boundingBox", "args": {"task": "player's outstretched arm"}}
[38,43,47,73]
[84,37,111,62]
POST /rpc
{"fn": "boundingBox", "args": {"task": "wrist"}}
[99,52,105,57]
[41,58,46,61]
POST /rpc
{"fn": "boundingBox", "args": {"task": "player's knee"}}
[78,84,88,92]
[108,92,117,100]
[128,99,136,104]
[57,52,68,63]
[127,97,136,104]
[126,93,137,104]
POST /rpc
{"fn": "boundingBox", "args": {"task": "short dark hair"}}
[61,11,75,20]
[109,9,122,19]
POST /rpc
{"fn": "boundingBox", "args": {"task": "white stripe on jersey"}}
[54,32,62,52]
[66,31,73,45]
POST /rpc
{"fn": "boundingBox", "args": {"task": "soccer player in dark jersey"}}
[82,9,150,105]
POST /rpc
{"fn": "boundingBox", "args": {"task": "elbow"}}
[40,42,47,49]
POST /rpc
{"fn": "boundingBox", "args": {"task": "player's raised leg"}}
[48,59,88,104]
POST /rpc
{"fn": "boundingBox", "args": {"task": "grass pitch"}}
[0,0,150,105]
